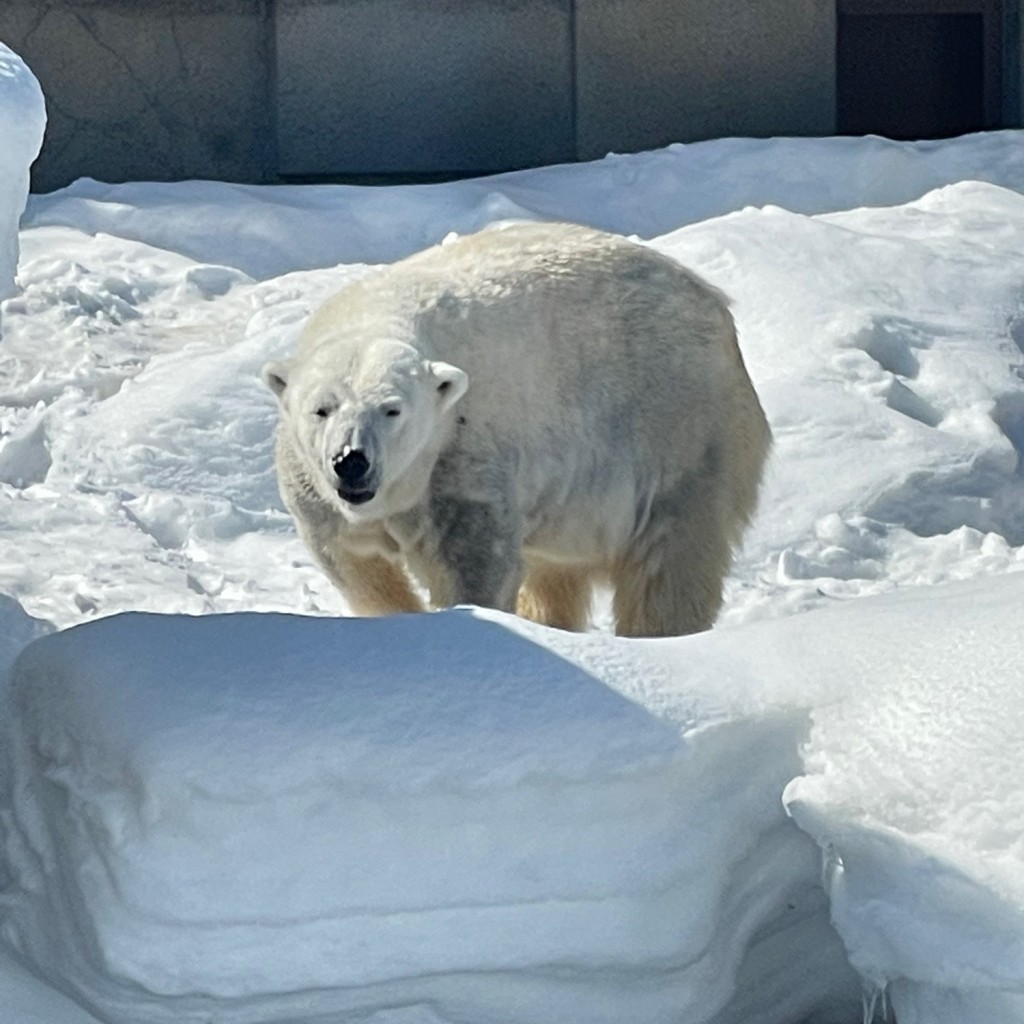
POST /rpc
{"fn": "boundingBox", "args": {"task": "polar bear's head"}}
[263,340,468,520]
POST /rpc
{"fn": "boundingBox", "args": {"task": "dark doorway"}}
[837,0,1003,139]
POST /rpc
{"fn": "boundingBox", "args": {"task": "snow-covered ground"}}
[1,44,1024,1023]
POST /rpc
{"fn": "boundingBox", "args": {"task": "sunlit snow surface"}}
[1,127,1024,1024]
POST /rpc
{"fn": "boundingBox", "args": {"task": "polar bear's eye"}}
[385,408,401,418]
[314,407,330,419]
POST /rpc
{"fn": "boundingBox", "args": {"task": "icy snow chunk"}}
[0,43,45,333]
[180,263,250,299]
[0,402,51,487]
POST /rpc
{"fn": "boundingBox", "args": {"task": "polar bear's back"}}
[304,221,739,432]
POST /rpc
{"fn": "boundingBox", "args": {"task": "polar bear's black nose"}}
[333,448,371,486]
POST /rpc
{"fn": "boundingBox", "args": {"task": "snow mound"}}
[23,132,1024,279]
[782,573,1024,1024]
[2,608,861,1024]
[0,43,45,332]
[512,574,1024,1024]
[4,575,1023,1024]
[668,179,1024,625]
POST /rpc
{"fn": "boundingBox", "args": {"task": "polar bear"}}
[263,221,770,637]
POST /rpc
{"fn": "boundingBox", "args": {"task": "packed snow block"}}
[0,42,45,333]
[1,608,859,1024]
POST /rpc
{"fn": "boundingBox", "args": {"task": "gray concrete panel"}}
[576,0,836,159]
[276,0,573,177]
[0,0,274,192]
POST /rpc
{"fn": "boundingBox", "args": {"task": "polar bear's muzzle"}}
[332,446,377,505]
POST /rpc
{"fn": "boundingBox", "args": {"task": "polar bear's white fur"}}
[263,221,771,637]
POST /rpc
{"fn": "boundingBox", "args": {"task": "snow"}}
[1,609,861,1024]
[0,43,45,331]
[21,130,1024,279]
[783,574,1024,1024]
[5,583,1023,1024]
[1,42,1024,1023]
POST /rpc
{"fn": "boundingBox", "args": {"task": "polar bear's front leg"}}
[304,522,425,617]
[326,548,425,617]
[406,496,524,614]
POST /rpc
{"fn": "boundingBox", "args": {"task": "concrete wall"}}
[275,0,833,178]
[1,0,274,192]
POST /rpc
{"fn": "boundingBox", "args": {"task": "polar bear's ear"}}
[429,360,468,413]
[262,361,290,400]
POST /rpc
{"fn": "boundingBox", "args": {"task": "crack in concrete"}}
[20,2,53,51]
[70,7,189,176]
[7,0,274,186]
[168,11,209,160]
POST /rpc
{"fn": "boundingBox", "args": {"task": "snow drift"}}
[22,131,1024,280]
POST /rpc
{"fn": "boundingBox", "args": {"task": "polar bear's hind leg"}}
[516,562,592,632]
[611,481,733,638]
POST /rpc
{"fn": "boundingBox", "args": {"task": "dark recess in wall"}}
[836,1,1003,140]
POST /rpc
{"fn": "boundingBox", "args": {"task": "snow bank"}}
[666,178,1024,624]
[2,608,861,1024]
[551,574,1024,1022]
[23,132,1024,279]
[0,43,45,332]
[5,574,1023,1024]
[782,574,1024,1023]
